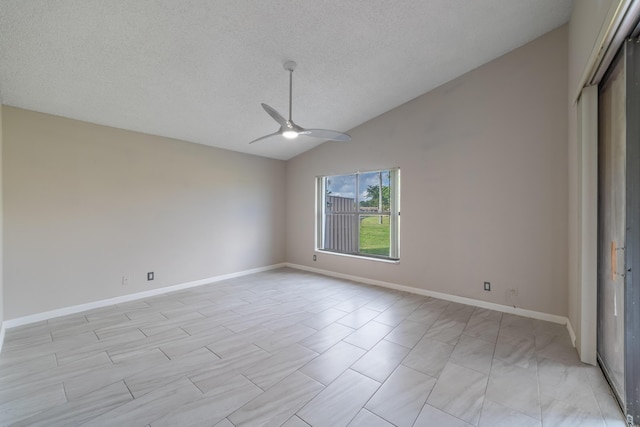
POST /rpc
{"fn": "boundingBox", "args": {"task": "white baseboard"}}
[3,263,286,330]
[2,262,576,353]
[566,318,577,347]
[286,263,573,334]
[0,322,5,353]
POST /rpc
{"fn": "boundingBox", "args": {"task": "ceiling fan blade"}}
[261,103,288,128]
[252,62,349,145]
[299,129,352,142]
[249,131,281,144]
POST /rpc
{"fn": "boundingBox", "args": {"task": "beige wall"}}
[286,26,568,316]
[0,105,4,330]
[0,23,575,324]
[3,107,286,319]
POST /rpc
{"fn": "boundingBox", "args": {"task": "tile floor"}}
[0,268,627,426]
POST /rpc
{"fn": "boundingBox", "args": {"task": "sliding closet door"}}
[598,46,626,407]
[624,38,640,425]
[598,39,640,425]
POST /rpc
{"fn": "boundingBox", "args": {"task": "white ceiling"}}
[0,1,573,160]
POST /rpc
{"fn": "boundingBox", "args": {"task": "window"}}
[317,168,400,260]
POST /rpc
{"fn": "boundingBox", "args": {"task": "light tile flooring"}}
[0,268,627,427]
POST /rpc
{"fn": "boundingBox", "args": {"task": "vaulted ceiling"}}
[0,1,574,160]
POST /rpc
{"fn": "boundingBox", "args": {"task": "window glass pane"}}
[326,175,356,212]
[381,170,390,211]
[358,171,379,212]
[359,214,390,256]
[358,171,391,212]
[324,213,357,253]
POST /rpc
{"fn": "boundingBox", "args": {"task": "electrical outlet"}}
[147,272,154,281]
[313,254,317,261]
[122,276,129,286]
[484,281,491,291]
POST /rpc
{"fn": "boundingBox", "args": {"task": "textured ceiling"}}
[0,1,573,160]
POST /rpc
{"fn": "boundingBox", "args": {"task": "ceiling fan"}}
[249,61,351,144]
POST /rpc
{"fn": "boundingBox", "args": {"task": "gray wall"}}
[3,107,286,319]
[286,26,568,316]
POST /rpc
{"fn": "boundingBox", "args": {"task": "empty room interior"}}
[1,1,639,426]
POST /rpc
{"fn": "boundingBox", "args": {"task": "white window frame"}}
[316,168,400,261]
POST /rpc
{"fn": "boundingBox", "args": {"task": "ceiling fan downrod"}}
[284,61,297,122]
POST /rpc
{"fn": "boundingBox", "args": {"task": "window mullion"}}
[390,169,400,259]
[318,177,325,251]
[355,172,360,254]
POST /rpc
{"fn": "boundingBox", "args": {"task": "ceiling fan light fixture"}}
[282,130,299,139]
[248,60,351,145]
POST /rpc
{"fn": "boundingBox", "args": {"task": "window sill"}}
[315,249,400,264]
